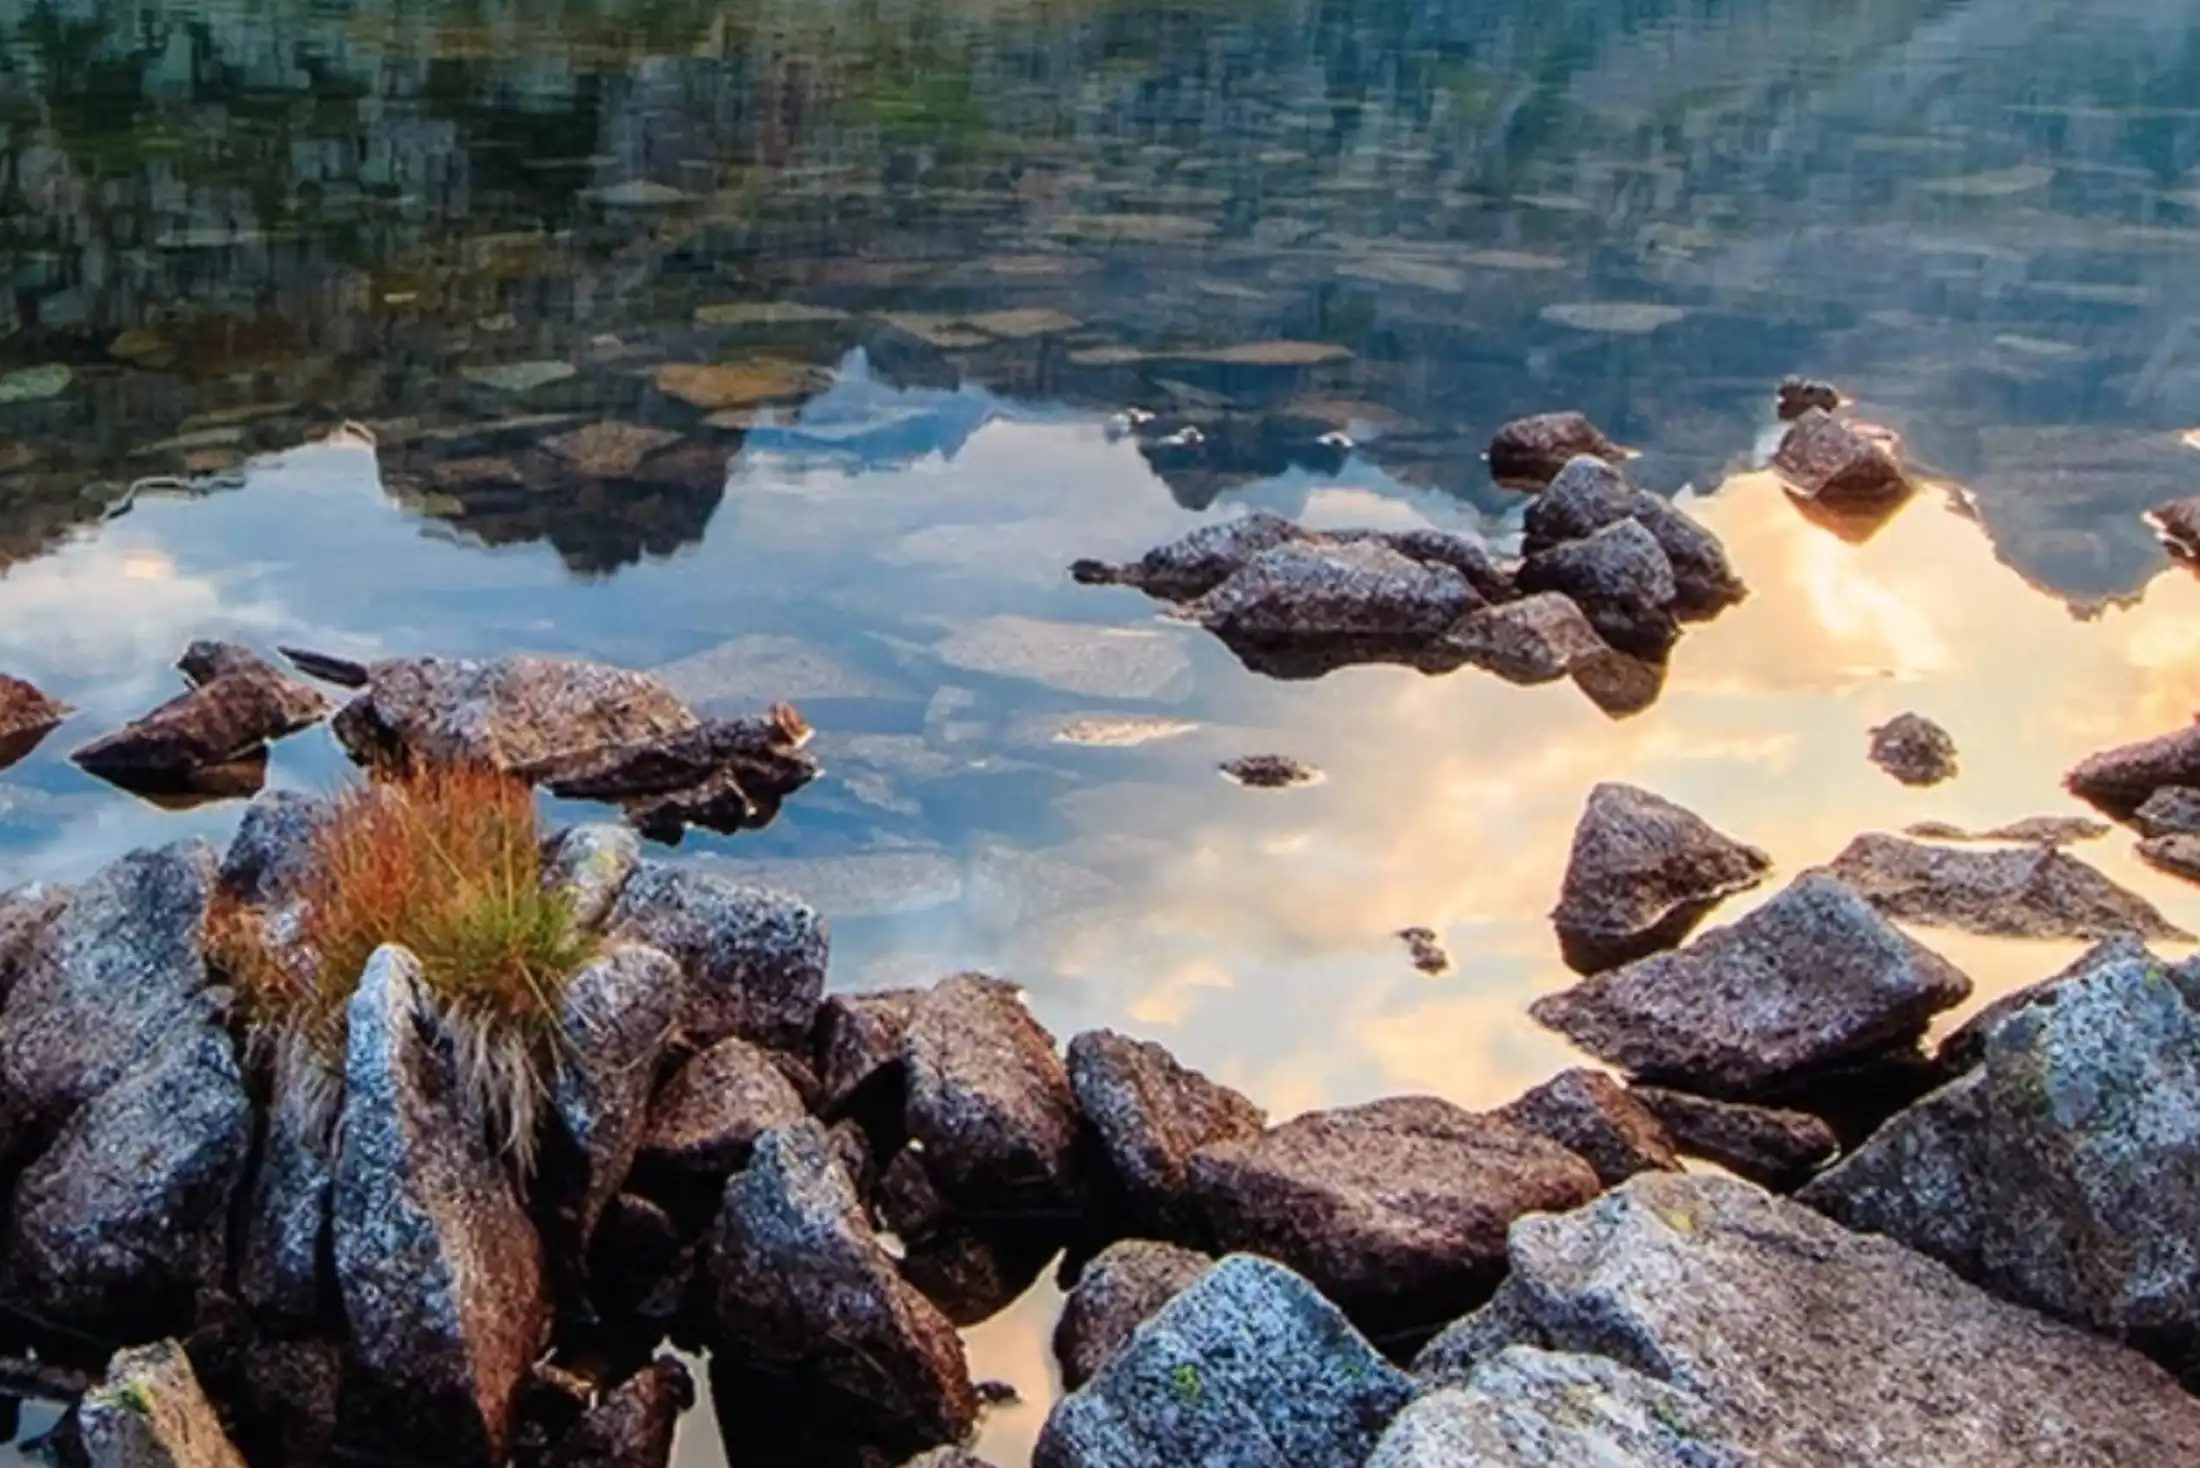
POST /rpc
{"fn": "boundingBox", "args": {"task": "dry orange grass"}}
[209,763,597,1164]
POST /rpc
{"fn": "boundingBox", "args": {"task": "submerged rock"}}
[2132,786,2200,838]
[544,944,684,1254]
[610,861,827,1053]
[1036,1254,1415,1468]
[902,974,1083,1218]
[1515,519,1679,659]
[1629,1086,1837,1191]
[1486,411,1623,487]
[1188,540,1478,644]
[1818,832,2190,941]
[71,664,330,791]
[1186,1095,1599,1334]
[1531,873,1972,1096]
[2068,723,2200,818]
[638,1035,807,1176]
[1522,457,1745,621]
[1772,409,1909,506]
[1445,592,1611,684]
[1869,712,1958,786]
[1070,512,1306,601]
[1217,753,1320,789]
[1066,1029,1265,1228]
[1551,782,1771,974]
[333,947,549,1466]
[1495,1068,1680,1188]
[1053,1240,1213,1390]
[1372,1348,1740,1468]
[80,1340,249,1468]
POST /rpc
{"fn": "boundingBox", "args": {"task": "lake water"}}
[6,0,2200,1462]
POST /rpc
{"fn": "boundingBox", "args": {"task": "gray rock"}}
[80,1340,249,1468]
[1067,1029,1265,1226]
[897,1451,998,1468]
[1551,783,1771,974]
[176,639,286,687]
[1370,1349,1747,1468]
[1936,935,2148,1074]
[1340,528,1513,603]
[1870,712,1958,786]
[542,1357,694,1468]
[1186,1095,1600,1333]
[2138,833,2200,884]
[1630,1086,1837,1191]
[2,1024,250,1340]
[1417,1171,2200,1465]
[333,947,549,1466]
[0,880,66,1012]
[638,1035,807,1175]
[1798,1068,1993,1277]
[229,1334,343,1468]
[71,666,330,788]
[1035,1254,1415,1468]
[1188,540,1478,643]
[1446,592,1613,684]
[1495,1068,1681,1188]
[903,974,1083,1217]
[2067,723,2200,819]
[1523,457,1745,621]
[216,789,325,905]
[1054,1240,1212,1390]
[546,944,684,1251]
[1771,409,1909,506]
[2132,786,2200,838]
[813,988,923,1120]
[1516,519,1680,660]
[542,824,642,932]
[1818,832,2189,941]
[704,1119,977,1452]
[1904,815,2109,845]
[1071,512,1308,601]
[1487,411,1624,487]
[235,1071,335,1333]
[1530,873,1972,1096]
[610,861,827,1052]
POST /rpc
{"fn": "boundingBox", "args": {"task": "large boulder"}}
[1818,832,2189,942]
[71,663,329,790]
[332,947,549,1466]
[1530,873,1972,1097]
[637,1034,807,1176]
[1053,1240,1213,1390]
[1187,540,1479,644]
[1487,411,1623,487]
[1445,592,1612,684]
[704,1119,977,1454]
[610,862,827,1052]
[1185,1095,1599,1334]
[901,975,1083,1218]
[79,1340,249,1468]
[1036,1254,1415,1468]
[2066,722,2200,819]
[1416,1172,2200,1464]
[1550,783,1770,974]
[1066,1030,1265,1229]
[0,880,67,1013]
[543,944,685,1254]
[1522,457,1745,620]
[1514,519,1679,660]
[1494,1068,1680,1188]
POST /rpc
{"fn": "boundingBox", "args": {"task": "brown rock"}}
[544,423,683,479]
[1188,540,1478,644]
[1066,1029,1266,1227]
[1521,457,1745,622]
[71,667,329,789]
[1070,512,1307,601]
[1776,377,1841,420]
[655,361,819,411]
[609,861,827,1053]
[587,1193,696,1333]
[526,707,820,837]
[1514,519,1680,660]
[898,1220,1061,1327]
[639,1035,807,1176]
[0,672,66,771]
[1903,816,2109,846]
[1551,783,1771,974]
[1496,1069,1680,1188]
[1772,409,1909,505]
[1446,592,1613,684]
[542,1357,694,1468]
[812,989,923,1122]
[1487,411,1624,488]
[2068,723,2200,819]
[1629,1086,1837,1191]
[1218,753,1321,789]
[1053,1239,1212,1389]
[1819,832,2189,941]
[903,975,1083,1218]
[1869,712,1958,786]
[1185,1095,1600,1334]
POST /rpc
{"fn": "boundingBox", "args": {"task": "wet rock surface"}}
[1522,456,1746,621]
[1185,1095,1599,1334]
[1869,712,1959,786]
[71,660,330,792]
[1417,1172,2200,1465]
[1532,872,1972,1096]
[638,1035,807,1177]
[1818,831,2190,941]
[1486,411,1623,487]
[1551,782,1771,974]
[1630,1086,1837,1191]
[528,706,821,842]
[1066,1029,1265,1228]
[1771,408,1909,506]
[1515,518,1679,659]
[1036,1254,1415,1468]
[2066,722,2200,818]
[80,1340,249,1468]
[1495,1068,1680,1188]
[1053,1240,1212,1390]
[610,861,827,1052]
[1070,511,1306,601]
[902,974,1084,1218]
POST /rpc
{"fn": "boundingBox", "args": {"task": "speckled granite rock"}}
[1495,1069,1680,1188]
[1067,1029,1264,1228]
[1550,783,1770,974]
[611,861,827,1052]
[1053,1240,1213,1389]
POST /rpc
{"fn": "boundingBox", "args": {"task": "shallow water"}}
[6,0,2200,1462]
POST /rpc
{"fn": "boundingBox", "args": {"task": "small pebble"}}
[1220,754,1322,789]
[1869,713,1958,787]
[1397,926,1450,975]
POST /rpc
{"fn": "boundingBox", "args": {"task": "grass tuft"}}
[208,763,598,1168]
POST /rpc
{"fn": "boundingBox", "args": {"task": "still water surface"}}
[6,0,2200,1462]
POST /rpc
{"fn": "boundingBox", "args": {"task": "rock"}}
[610,861,827,1053]
[0,842,223,1146]
[1869,712,1959,786]
[2145,495,2200,559]
[234,1072,334,1334]
[1629,1087,1837,1191]
[541,824,642,931]
[1771,409,1909,505]
[2,1024,250,1340]
[1445,592,1612,684]
[1053,1240,1212,1390]
[1797,1068,1993,1277]
[705,1120,978,1453]
[638,1035,806,1176]
[526,706,819,830]
[1515,519,1679,659]
[216,790,325,905]
[1522,457,1745,620]
[228,1335,342,1468]
[588,1193,696,1333]
[1420,1171,2200,1464]
[1395,926,1450,974]
[1495,1069,1680,1188]
[1903,815,2109,845]
[812,989,923,1123]
[1070,512,1307,601]
[0,881,67,1012]
[1371,1348,1741,1468]
[1531,872,1972,1097]
[2132,786,2200,837]
[0,672,68,755]
[1186,1096,1599,1334]
[897,1451,996,1468]
[1936,935,2143,1074]
[542,1357,694,1468]
[2140,832,2200,883]
[174,640,284,686]
[2068,723,2200,818]
[323,654,698,775]
[462,360,577,394]
[1035,1254,1415,1468]
[903,975,1083,1218]
[1337,528,1514,604]
[333,947,549,1466]
[1776,377,1842,421]
[1550,783,1771,974]
[654,361,818,411]
[898,1220,1061,1327]
[545,944,684,1253]
[71,667,330,790]
[875,1143,955,1241]
[1818,832,2190,941]
[1217,753,1321,789]
[80,1340,249,1468]
[1188,540,1478,645]
[544,423,683,479]
[1066,1030,1265,1227]
[1486,411,1624,487]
